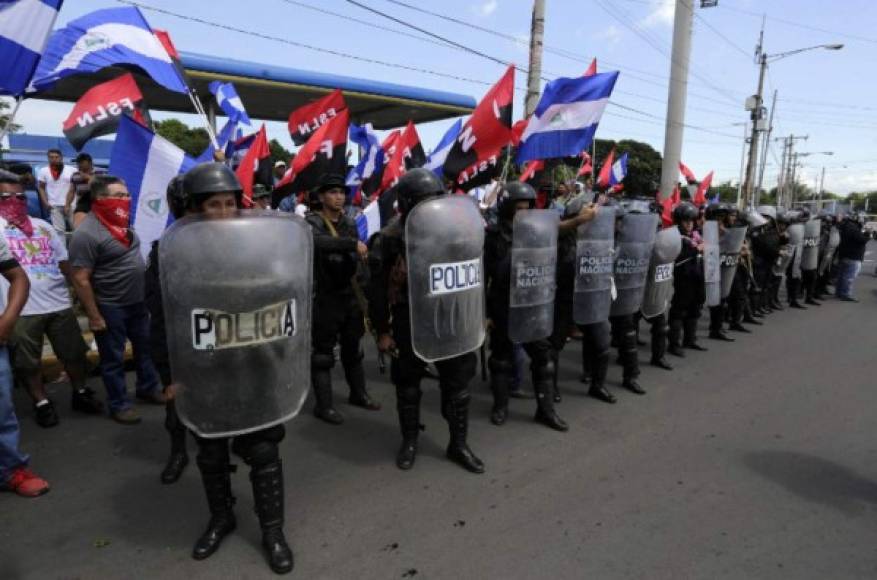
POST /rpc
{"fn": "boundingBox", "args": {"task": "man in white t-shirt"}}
[0,170,102,428]
[36,149,76,235]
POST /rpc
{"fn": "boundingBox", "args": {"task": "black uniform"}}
[668,230,707,353]
[749,221,782,311]
[305,210,378,424]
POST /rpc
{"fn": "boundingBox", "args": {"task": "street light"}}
[741,42,844,208]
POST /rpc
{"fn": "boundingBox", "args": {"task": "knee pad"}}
[232,437,279,467]
[311,352,336,370]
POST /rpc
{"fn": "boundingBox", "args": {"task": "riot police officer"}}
[306,174,380,425]
[484,182,567,431]
[704,203,736,342]
[800,208,822,306]
[152,164,295,574]
[750,206,782,314]
[368,169,484,473]
[815,211,840,298]
[667,202,708,356]
[770,210,793,310]
[785,209,809,309]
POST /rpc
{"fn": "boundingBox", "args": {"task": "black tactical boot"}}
[551,351,562,403]
[192,462,236,561]
[667,318,685,357]
[728,323,751,333]
[311,369,344,425]
[251,461,294,574]
[533,363,568,432]
[650,318,673,370]
[344,361,381,410]
[683,318,708,351]
[161,400,188,484]
[443,393,485,474]
[588,351,617,404]
[709,329,736,341]
[396,388,421,470]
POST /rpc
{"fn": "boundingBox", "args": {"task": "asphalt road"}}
[2,255,876,580]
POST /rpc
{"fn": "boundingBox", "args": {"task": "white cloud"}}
[479,0,498,17]
[598,24,623,47]
[639,0,675,29]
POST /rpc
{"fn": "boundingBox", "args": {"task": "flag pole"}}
[187,89,219,149]
[0,96,24,152]
[483,147,514,209]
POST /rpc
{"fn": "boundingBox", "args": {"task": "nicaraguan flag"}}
[0,0,63,96]
[356,200,382,242]
[347,123,384,186]
[109,115,195,259]
[208,80,251,126]
[195,117,238,163]
[608,152,628,187]
[425,118,463,178]
[516,71,619,163]
[30,6,188,94]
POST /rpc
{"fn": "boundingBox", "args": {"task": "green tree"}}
[0,98,21,135]
[154,119,210,157]
[269,139,293,166]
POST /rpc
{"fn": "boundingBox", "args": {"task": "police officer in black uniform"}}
[667,202,708,356]
[704,203,735,342]
[146,164,293,574]
[749,207,782,314]
[306,174,380,425]
[367,169,484,473]
[786,208,810,309]
[484,182,567,431]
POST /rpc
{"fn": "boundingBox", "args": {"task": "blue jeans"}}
[94,302,161,413]
[835,258,862,299]
[0,347,29,485]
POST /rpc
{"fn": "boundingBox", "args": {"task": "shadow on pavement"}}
[743,450,877,516]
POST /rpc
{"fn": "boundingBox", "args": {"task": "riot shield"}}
[641,226,682,319]
[787,223,805,279]
[573,206,615,325]
[508,210,558,343]
[818,227,841,276]
[405,196,486,362]
[160,212,313,438]
[801,219,821,271]
[719,225,748,299]
[704,220,721,307]
[610,212,659,317]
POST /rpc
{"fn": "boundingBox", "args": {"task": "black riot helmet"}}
[672,201,698,225]
[776,209,792,226]
[182,162,243,210]
[166,175,187,219]
[797,207,811,222]
[498,181,537,221]
[396,168,445,217]
[704,202,733,221]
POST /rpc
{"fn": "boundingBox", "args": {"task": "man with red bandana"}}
[68,175,164,425]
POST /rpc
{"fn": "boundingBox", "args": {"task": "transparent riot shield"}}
[405,195,486,362]
[801,219,821,271]
[818,227,841,276]
[641,225,682,319]
[508,210,558,343]
[573,206,615,325]
[610,212,659,317]
[704,220,722,307]
[160,212,313,439]
[719,225,748,299]
[787,223,805,279]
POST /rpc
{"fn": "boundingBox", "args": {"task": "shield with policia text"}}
[508,210,558,343]
[610,212,659,317]
[573,205,615,325]
[719,225,748,299]
[641,225,682,319]
[405,196,485,362]
[703,220,721,307]
[787,222,805,279]
[801,219,821,271]
[160,213,313,438]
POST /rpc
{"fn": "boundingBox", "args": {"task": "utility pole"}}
[524,0,546,117]
[659,0,695,200]
[818,166,825,207]
[755,89,777,206]
[743,33,768,208]
[776,136,789,206]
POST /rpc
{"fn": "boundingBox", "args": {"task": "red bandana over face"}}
[0,196,34,237]
[92,198,132,247]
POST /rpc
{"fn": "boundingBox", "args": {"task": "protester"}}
[36,149,76,235]
[273,161,287,187]
[835,212,872,302]
[68,175,164,425]
[0,209,49,497]
[252,184,272,210]
[70,153,103,228]
[0,170,102,428]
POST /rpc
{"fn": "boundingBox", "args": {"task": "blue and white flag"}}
[109,115,195,259]
[194,117,238,163]
[516,71,619,163]
[0,0,63,96]
[608,152,628,187]
[356,200,381,242]
[346,122,384,189]
[208,80,251,126]
[30,6,188,95]
[424,118,462,178]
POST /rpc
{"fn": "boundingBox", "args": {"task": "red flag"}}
[511,119,529,146]
[62,73,149,151]
[672,184,681,205]
[577,162,593,177]
[401,121,427,169]
[381,130,401,160]
[596,148,616,190]
[235,125,270,207]
[693,170,713,207]
[442,65,515,191]
[153,29,190,85]
[659,186,678,227]
[277,109,350,195]
[287,89,348,146]
[584,58,597,77]
[678,161,698,184]
[519,160,544,183]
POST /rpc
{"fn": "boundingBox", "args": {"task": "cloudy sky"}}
[6,0,876,194]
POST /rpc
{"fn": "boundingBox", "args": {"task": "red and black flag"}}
[277,108,349,195]
[287,89,348,146]
[62,73,151,150]
[443,65,515,191]
[235,124,272,207]
[401,121,427,169]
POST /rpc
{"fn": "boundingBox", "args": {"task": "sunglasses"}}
[0,192,27,199]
